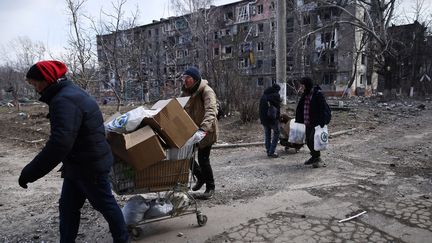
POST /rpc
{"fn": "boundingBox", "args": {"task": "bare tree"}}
[170,0,216,76]
[0,37,47,110]
[91,0,140,111]
[65,0,97,90]
[297,0,400,97]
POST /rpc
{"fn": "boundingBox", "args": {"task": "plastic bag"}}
[121,195,150,226]
[167,192,190,215]
[288,119,305,144]
[184,130,207,146]
[144,199,174,219]
[105,106,159,133]
[314,125,329,151]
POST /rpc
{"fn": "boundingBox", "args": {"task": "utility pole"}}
[276,0,287,105]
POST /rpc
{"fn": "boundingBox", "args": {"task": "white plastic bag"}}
[121,195,150,226]
[105,106,159,133]
[288,119,305,144]
[314,125,329,151]
[184,130,207,146]
[144,199,174,219]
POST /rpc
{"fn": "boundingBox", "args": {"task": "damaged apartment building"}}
[96,0,378,102]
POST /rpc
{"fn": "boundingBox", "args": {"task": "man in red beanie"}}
[19,60,129,242]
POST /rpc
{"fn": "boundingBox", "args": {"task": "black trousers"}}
[306,126,320,159]
[59,176,129,243]
[191,145,215,190]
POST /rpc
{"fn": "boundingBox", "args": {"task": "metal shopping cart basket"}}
[110,142,207,238]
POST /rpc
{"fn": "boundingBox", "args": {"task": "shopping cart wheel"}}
[197,214,208,226]
[130,226,142,238]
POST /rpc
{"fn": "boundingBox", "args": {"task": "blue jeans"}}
[59,176,129,243]
[263,122,280,155]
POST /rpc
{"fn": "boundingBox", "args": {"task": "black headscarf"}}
[300,76,313,94]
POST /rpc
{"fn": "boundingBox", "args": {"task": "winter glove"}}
[18,173,28,189]
[185,129,207,146]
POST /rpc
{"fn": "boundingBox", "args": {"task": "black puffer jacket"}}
[20,80,113,182]
[295,85,328,127]
[259,85,282,126]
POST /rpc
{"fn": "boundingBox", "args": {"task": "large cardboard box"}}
[107,126,166,171]
[142,98,197,148]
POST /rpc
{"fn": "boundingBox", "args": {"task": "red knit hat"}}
[26,60,68,84]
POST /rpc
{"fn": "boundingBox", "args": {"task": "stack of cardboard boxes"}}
[106,98,198,194]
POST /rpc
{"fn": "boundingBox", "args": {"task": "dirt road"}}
[0,98,431,242]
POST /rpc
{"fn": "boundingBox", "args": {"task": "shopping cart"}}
[110,143,207,238]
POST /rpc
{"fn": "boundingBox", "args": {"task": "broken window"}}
[322,73,335,84]
[224,46,232,54]
[321,31,335,48]
[176,50,182,59]
[303,14,311,25]
[287,18,294,33]
[270,1,275,11]
[257,77,264,86]
[258,23,264,33]
[322,9,331,20]
[224,11,234,21]
[271,59,276,68]
[271,21,276,31]
[257,42,264,51]
[257,4,263,14]
[257,59,263,68]
[304,55,311,66]
[214,47,219,56]
[175,19,188,29]
[303,35,312,47]
[239,58,250,68]
[287,56,294,64]
[240,42,251,53]
[214,31,219,40]
[236,5,249,23]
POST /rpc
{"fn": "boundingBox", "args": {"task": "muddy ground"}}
[0,96,431,242]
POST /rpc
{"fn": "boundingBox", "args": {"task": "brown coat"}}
[182,79,218,148]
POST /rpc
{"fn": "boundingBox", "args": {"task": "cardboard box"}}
[107,126,166,171]
[142,98,197,148]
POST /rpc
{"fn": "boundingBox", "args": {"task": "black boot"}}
[192,180,205,191]
[202,188,215,199]
[304,157,317,165]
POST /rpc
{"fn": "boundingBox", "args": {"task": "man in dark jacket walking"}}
[18,60,128,242]
[259,84,282,158]
[295,77,331,168]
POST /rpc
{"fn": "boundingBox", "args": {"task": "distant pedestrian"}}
[181,67,218,199]
[259,83,282,158]
[18,60,129,242]
[295,77,331,168]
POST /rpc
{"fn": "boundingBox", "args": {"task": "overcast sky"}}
[0,0,238,61]
[0,0,429,62]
